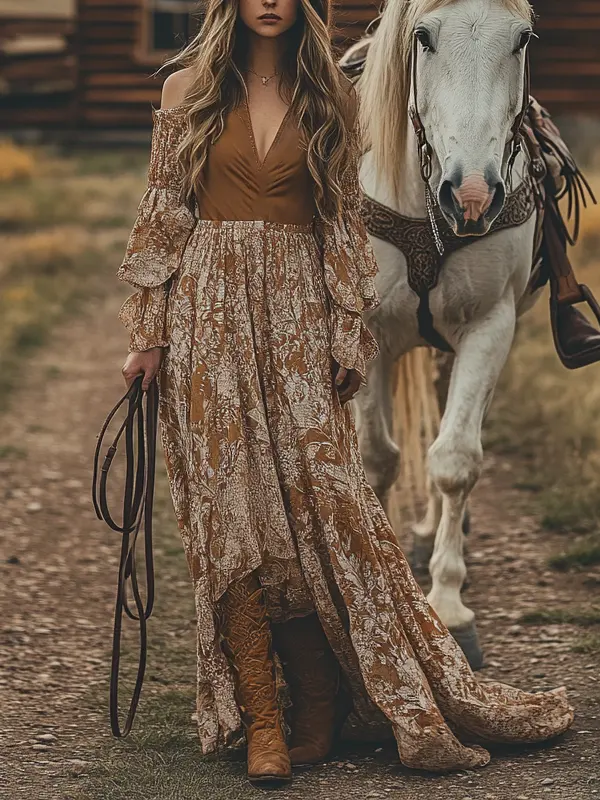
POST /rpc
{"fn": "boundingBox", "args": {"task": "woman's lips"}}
[258,13,282,20]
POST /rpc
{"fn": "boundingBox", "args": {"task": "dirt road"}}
[1,284,599,800]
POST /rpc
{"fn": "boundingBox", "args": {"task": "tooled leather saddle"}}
[341,38,600,370]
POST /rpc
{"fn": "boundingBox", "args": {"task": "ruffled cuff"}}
[118,286,170,352]
[330,304,380,388]
[117,185,196,289]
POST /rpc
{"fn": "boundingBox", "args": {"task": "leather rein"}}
[92,375,159,737]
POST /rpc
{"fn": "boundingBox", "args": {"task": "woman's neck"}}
[245,32,286,76]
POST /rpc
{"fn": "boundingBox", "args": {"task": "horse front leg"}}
[427,302,516,670]
[412,350,473,572]
[352,348,401,516]
[411,350,454,572]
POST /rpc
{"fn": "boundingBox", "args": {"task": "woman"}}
[118,0,573,786]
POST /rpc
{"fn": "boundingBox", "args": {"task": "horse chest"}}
[362,181,537,349]
[362,180,535,295]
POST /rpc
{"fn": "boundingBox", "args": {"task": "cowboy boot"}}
[545,202,600,369]
[219,573,292,785]
[556,303,600,357]
[272,613,343,765]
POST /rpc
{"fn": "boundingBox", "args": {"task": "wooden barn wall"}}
[76,0,182,129]
[532,0,600,110]
[74,0,375,130]
[0,16,76,127]
[332,0,600,111]
[75,0,369,130]
[1,0,599,131]
[332,0,379,51]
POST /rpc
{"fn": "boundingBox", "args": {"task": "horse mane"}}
[357,0,534,197]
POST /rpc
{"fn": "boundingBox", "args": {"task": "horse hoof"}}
[410,538,433,574]
[450,622,484,671]
[462,508,471,536]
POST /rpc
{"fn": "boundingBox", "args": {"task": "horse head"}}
[359,0,534,236]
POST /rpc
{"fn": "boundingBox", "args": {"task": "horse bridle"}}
[407,33,532,255]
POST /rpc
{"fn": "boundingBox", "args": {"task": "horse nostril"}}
[486,181,505,222]
[438,180,461,220]
[439,174,506,228]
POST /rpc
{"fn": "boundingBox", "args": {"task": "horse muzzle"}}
[438,172,506,237]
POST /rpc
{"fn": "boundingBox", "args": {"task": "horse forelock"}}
[357,0,534,197]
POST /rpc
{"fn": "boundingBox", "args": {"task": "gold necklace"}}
[247,67,279,87]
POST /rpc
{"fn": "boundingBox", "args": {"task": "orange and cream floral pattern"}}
[117,90,574,771]
[319,93,381,387]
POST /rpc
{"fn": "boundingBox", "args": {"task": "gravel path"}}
[1,286,599,800]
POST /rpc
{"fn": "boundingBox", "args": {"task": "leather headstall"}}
[380,35,535,352]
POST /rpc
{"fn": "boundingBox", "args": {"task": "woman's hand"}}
[333,360,362,404]
[122,348,165,391]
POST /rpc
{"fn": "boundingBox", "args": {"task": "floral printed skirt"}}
[158,219,573,770]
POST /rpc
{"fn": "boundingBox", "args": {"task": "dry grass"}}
[0,141,146,409]
[0,140,36,183]
[520,607,600,627]
[487,170,600,565]
[75,478,241,800]
[0,148,147,232]
[572,634,600,655]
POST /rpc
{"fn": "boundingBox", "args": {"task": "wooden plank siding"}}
[330,0,600,111]
[0,0,598,131]
[74,0,375,128]
[76,0,160,128]
[75,0,200,129]
[531,1,600,110]
[0,16,77,128]
[332,0,380,52]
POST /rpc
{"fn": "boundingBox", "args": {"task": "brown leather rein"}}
[92,375,159,737]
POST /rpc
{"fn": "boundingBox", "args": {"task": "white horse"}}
[351,0,541,668]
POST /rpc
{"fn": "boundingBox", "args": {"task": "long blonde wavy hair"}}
[164,0,352,222]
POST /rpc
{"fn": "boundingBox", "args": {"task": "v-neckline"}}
[241,96,292,171]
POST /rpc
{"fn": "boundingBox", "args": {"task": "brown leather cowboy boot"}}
[547,218,600,369]
[272,613,342,765]
[556,304,600,356]
[219,574,292,785]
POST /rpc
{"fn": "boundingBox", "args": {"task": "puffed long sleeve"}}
[320,83,381,388]
[117,106,197,351]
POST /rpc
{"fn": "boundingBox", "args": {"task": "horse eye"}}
[514,30,533,53]
[415,29,434,52]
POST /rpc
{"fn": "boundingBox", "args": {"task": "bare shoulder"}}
[161,67,194,109]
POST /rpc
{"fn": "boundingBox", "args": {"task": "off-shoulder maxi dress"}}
[117,87,573,772]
